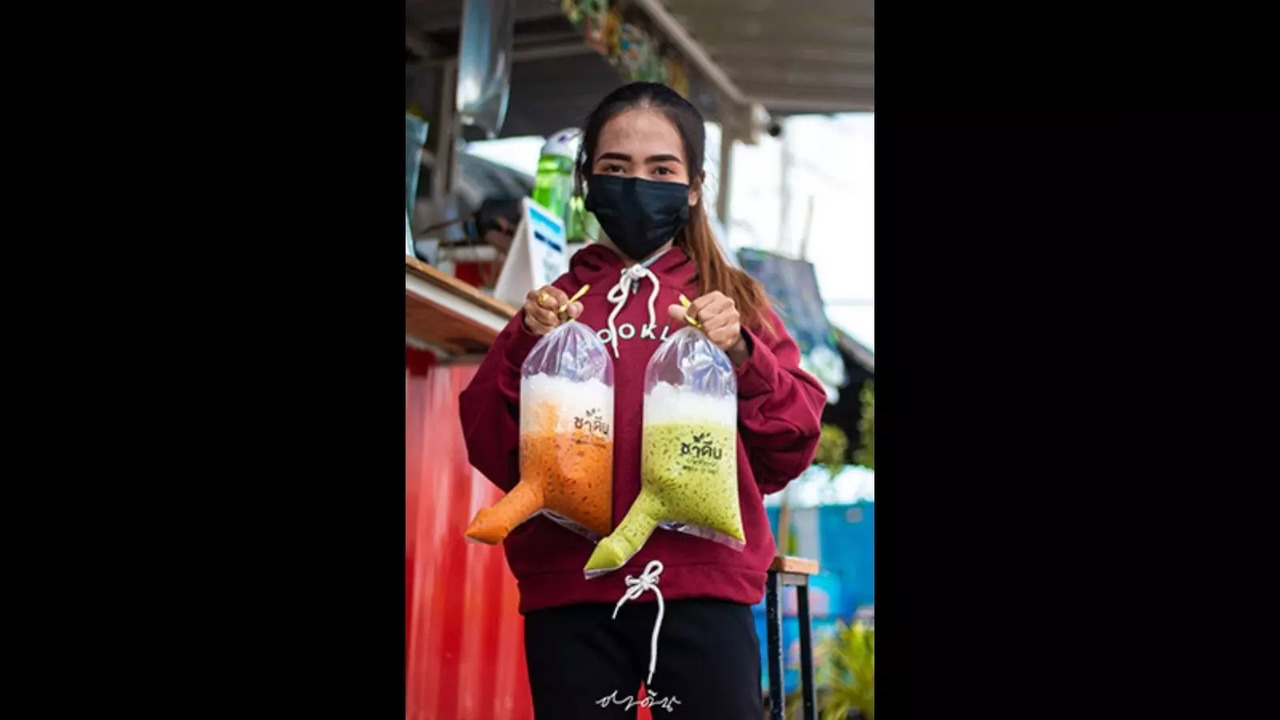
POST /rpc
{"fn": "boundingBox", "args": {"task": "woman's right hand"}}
[523,285,583,335]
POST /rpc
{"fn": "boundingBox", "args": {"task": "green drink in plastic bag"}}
[585,325,744,577]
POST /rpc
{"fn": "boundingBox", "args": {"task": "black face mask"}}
[584,175,690,261]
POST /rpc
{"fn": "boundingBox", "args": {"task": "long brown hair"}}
[575,82,774,333]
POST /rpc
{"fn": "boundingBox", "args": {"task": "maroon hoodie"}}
[458,243,826,614]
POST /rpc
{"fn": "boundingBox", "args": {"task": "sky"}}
[465,112,875,351]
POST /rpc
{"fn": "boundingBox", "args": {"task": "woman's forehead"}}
[595,109,684,160]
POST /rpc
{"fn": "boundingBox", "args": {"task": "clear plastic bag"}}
[585,325,744,577]
[466,320,615,544]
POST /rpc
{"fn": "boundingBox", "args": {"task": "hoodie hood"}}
[567,241,698,289]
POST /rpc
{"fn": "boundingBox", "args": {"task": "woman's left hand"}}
[668,291,750,365]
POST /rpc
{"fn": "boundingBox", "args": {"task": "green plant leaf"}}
[785,621,874,720]
[814,424,850,477]
[852,381,874,470]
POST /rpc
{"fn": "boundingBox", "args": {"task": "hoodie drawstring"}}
[605,264,661,358]
[612,560,665,686]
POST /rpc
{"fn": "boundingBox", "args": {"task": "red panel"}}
[407,350,533,720]
[453,260,503,290]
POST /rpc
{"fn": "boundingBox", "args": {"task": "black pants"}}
[524,598,763,719]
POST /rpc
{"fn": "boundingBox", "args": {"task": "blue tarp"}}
[818,503,875,612]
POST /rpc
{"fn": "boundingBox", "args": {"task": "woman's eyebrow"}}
[645,154,683,164]
[596,152,631,162]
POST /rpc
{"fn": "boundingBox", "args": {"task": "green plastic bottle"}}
[532,128,579,233]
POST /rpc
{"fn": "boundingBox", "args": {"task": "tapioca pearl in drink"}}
[639,421,742,542]
[536,431,614,537]
[467,374,616,544]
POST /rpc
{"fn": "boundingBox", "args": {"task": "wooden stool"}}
[765,555,820,720]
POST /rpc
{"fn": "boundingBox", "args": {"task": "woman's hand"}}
[668,291,750,365]
[523,286,583,335]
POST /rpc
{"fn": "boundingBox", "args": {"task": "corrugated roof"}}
[660,0,874,113]
[407,0,873,142]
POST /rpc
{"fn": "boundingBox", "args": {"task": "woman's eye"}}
[654,166,673,176]
[600,163,625,173]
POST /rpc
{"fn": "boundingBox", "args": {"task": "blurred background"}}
[406,1,873,717]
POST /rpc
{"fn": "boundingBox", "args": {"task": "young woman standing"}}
[460,82,825,718]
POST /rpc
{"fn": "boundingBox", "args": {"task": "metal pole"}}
[778,125,792,255]
[766,571,785,720]
[716,127,734,227]
[431,60,458,202]
[797,584,817,720]
[798,195,815,261]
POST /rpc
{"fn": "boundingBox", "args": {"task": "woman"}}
[459,82,826,718]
